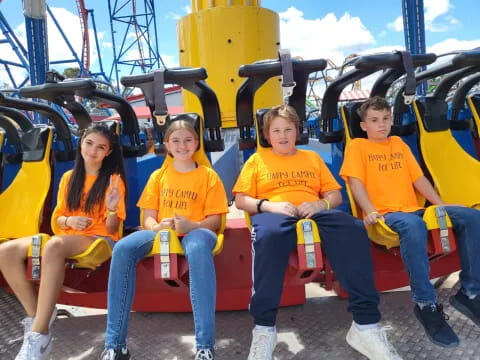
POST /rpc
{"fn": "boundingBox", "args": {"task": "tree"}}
[62,67,80,78]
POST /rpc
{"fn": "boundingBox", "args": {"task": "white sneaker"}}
[22,331,53,360]
[247,326,277,360]
[15,307,57,360]
[195,348,215,360]
[346,322,402,360]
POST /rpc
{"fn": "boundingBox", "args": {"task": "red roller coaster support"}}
[76,0,90,73]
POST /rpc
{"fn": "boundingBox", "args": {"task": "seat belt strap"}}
[301,221,317,268]
[435,206,451,252]
[279,49,296,104]
[159,231,171,278]
[153,69,168,126]
[31,235,41,280]
[396,51,416,105]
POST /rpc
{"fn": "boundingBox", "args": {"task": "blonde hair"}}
[262,104,300,141]
[164,120,199,142]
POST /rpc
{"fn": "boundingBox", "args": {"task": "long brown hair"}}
[66,123,127,214]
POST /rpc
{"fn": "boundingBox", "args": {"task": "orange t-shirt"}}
[137,164,228,222]
[233,149,341,206]
[340,136,424,215]
[52,170,127,240]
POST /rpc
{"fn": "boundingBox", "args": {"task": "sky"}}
[1,0,479,88]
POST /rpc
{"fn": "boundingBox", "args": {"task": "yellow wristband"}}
[321,198,331,210]
[367,211,379,216]
[106,209,117,217]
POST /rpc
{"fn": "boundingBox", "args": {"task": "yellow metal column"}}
[179,0,282,128]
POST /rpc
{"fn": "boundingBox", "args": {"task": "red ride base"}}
[57,218,306,311]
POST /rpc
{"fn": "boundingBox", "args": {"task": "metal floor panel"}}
[1,284,480,360]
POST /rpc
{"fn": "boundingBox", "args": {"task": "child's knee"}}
[42,236,65,258]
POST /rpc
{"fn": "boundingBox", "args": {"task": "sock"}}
[354,321,379,331]
[255,324,275,332]
[416,302,435,310]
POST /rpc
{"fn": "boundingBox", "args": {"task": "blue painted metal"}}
[107,0,163,94]
[0,11,30,89]
[401,0,428,95]
[24,17,48,87]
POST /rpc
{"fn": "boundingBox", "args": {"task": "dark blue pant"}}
[250,210,380,326]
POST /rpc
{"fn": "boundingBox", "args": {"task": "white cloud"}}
[387,0,460,33]
[427,38,480,55]
[161,54,179,68]
[165,11,181,21]
[183,5,192,14]
[387,16,403,32]
[278,7,374,65]
[101,42,113,49]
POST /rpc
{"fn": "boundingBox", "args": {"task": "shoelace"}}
[195,349,214,360]
[250,333,272,359]
[428,303,450,330]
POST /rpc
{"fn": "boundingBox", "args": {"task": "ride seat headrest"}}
[417,98,449,132]
[22,127,50,162]
[345,102,366,139]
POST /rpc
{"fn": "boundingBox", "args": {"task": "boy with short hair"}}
[340,96,480,348]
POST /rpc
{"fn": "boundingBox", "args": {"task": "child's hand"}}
[173,214,195,234]
[297,201,326,218]
[67,216,93,231]
[159,217,174,230]
[364,211,384,226]
[106,175,121,211]
[264,201,298,217]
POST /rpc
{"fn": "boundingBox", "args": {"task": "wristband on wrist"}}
[321,198,331,210]
[256,198,268,213]
[106,208,117,217]
[367,211,379,216]
[64,216,69,227]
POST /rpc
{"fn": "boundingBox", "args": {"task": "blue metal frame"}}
[0,11,30,89]
[402,0,428,95]
[108,0,163,94]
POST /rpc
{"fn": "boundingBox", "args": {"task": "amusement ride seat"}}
[143,114,226,288]
[122,67,226,289]
[236,51,328,284]
[392,50,480,208]
[341,101,456,257]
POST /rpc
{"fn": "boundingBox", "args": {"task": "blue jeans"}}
[384,206,480,305]
[104,228,217,350]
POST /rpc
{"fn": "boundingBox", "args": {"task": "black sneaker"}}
[414,303,459,348]
[450,290,480,326]
[100,348,131,360]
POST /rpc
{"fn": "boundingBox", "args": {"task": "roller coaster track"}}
[76,0,90,74]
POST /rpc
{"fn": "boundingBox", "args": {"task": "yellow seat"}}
[0,126,53,238]
[413,98,480,206]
